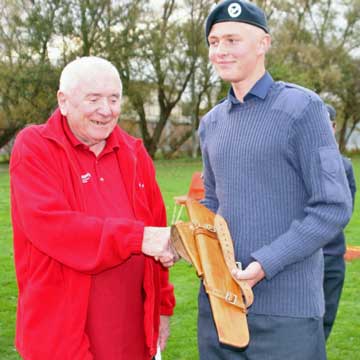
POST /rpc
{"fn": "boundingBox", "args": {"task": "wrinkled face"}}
[208,22,268,84]
[58,70,121,146]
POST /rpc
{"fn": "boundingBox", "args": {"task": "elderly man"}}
[10,56,175,360]
[198,1,352,359]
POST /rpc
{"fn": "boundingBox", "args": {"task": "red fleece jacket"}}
[10,109,175,359]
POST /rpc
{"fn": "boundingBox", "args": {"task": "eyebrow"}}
[85,93,120,98]
[209,33,242,39]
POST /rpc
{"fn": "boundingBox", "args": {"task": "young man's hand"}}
[232,261,265,288]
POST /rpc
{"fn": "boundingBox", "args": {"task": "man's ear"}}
[57,90,68,116]
[258,34,272,56]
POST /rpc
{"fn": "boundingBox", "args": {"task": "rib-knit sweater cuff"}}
[251,247,283,280]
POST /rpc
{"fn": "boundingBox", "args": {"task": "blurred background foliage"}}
[1,0,360,157]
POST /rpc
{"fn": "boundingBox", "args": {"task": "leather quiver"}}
[171,199,253,348]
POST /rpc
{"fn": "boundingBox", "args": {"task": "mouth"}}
[90,120,110,126]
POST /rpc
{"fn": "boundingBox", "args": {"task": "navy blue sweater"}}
[199,73,352,317]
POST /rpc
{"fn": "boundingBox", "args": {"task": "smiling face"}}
[208,22,270,85]
[57,67,121,147]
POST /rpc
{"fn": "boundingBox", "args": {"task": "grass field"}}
[1,156,359,359]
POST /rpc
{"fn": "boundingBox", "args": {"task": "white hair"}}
[59,56,122,96]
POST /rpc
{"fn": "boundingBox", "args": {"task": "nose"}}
[216,41,229,56]
[97,98,112,116]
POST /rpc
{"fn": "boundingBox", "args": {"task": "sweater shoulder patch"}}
[271,82,320,118]
[203,100,228,123]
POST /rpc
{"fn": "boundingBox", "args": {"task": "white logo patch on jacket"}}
[81,172,92,184]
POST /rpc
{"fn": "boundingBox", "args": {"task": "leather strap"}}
[193,226,218,240]
[204,283,247,313]
[214,214,254,307]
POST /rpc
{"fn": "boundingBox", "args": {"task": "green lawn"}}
[0,156,359,359]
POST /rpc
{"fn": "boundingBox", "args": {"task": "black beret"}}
[326,104,336,121]
[205,0,269,44]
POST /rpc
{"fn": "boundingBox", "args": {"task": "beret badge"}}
[228,3,242,18]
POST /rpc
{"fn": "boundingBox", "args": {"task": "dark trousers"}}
[198,287,327,360]
[323,254,345,340]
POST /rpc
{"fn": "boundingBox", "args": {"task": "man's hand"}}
[142,226,174,260]
[158,254,175,268]
[158,315,170,351]
[231,261,265,288]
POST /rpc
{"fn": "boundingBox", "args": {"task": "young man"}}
[198,1,352,359]
[10,56,175,360]
[323,104,356,340]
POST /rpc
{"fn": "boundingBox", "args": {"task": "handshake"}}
[141,226,177,267]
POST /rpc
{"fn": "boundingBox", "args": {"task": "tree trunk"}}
[0,125,22,149]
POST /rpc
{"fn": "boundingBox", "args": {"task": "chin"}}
[89,131,110,143]
[216,71,239,82]
[220,75,241,83]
